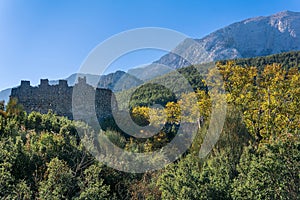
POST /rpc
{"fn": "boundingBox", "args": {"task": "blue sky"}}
[0,0,300,90]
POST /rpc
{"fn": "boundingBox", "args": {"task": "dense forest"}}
[0,52,300,199]
[217,51,300,71]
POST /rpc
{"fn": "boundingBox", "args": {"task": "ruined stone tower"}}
[10,77,118,122]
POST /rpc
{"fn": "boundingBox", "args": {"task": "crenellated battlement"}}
[59,80,68,87]
[10,77,117,121]
[20,80,30,87]
[40,79,49,87]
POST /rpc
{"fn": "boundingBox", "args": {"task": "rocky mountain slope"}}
[129,10,300,80]
[2,11,300,102]
[0,88,12,104]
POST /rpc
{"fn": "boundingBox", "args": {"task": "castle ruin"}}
[10,77,118,122]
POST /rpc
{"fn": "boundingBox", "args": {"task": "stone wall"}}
[10,77,117,121]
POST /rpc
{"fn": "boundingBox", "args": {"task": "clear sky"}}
[0,0,300,90]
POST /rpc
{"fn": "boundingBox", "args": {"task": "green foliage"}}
[0,110,113,199]
[0,138,17,197]
[38,157,75,200]
[217,62,300,142]
[232,136,300,199]
[0,137,33,199]
[130,172,162,200]
[0,51,300,199]
[77,163,110,200]
[157,123,249,200]
[218,51,300,71]
[6,98,24,117]
[158,155,202,199]
[129,83,177,108]
[158,152,235,200]
[130,106,151,126]
[26,110,73,134]
[105,129,126,149]
[12,180,33,200]
[200,151,233,200]
[150,66,207,93]
[0,101,4,111]
[116,66,207,111]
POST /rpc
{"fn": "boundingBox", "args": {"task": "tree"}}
[129,83,177,108]
[157,155,202,200]
[217,62,300,142]
[0,101,4,112]
[0,138,17,198]
[77,163,110,200]
[130,172,161,200]
[26,112,43,132]
[232,136,300,199]
[158,153,234,200]
[38,157,75,200]
[131,106,150,126]
[6,98,26,123]
[0,101,6,133]
[11,180,32,200]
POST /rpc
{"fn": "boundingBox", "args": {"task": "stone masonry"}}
[10,77,118,121]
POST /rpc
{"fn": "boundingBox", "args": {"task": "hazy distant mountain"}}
[50,71,143,90]
[129,10,300,80]
[49,73,102,87]
[0,88,12,104]
[97,70,143,92]
[127,63,174,81]
[3,11,300,102]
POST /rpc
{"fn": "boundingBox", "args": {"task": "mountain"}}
[49,73,102,87]
[118,50,300,110]
[127,63,174,81]
[218,50,300,71]
[3,11,300,102]
[97,70,143,92]
[129,10,300,80]
[49,71,143,90]
[0,88,12,104]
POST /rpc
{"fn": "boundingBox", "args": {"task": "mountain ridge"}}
[129,10,300,80]
[2,11,300,103]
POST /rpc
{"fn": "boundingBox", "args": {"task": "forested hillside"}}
[117,51,300,110]
[218,51,300,71]
[0,52,299,199]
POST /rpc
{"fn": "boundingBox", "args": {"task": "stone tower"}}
[10,77,118,122]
